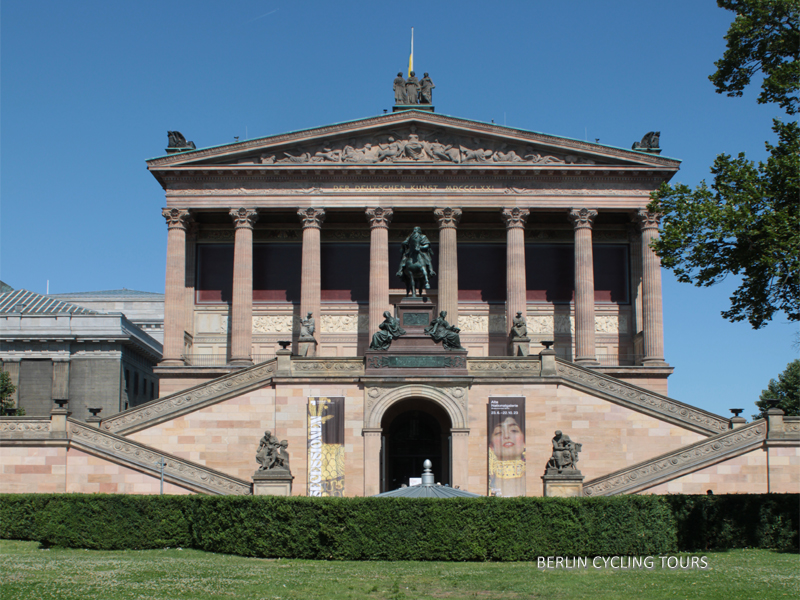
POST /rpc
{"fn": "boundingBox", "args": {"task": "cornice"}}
[147,112,681,169]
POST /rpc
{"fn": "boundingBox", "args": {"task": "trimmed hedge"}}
[0,493,796,559]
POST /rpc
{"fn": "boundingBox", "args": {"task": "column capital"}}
[229,207,259,229]
[162,208,192,230]
[434,207,462,229]
[297,207,326,229]
[568,208,597,230]
[635,209,661,231]
[365,207,394,229]
[500,207,529,229]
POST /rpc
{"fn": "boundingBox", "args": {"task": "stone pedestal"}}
[510,337,530,356]
[365,296,468,377]
[253,471,294,496]
[542,471,584,497]
[298,337,317,357]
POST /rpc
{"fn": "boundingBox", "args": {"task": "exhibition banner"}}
[487,397,526,497]
[308,397,345,497]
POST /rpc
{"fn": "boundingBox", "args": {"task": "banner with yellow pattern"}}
[308,397,345,497]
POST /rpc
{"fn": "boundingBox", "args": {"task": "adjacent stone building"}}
[1,108,796,497]
[0,288,162,421]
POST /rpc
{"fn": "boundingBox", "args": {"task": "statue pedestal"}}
[542,471,584,497]
[298,337,317,357]
[253,471,294,496]
[510,337,531,356]
[393,104,434,113]
[366,296,468,377]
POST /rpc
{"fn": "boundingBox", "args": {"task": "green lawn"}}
[1,540,797,600]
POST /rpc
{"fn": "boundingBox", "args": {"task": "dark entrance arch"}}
[380,398,452,492]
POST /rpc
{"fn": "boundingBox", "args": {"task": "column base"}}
[159,358,186,367]
[542,471,584,497]
[229,358,253,367]
[642,357,668,367]
[574,357,600,367]
[253,471,294,496]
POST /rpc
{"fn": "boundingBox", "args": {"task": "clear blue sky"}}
[2,1,796,418]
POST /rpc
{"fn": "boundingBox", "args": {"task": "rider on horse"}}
[397,227,436,284]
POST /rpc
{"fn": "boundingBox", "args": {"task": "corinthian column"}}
[161,208,192,366]
[229,208,259,366]
[298,207,326,346]
[568,208,598,366]
[366,207,393,336]
[434,207,462,322]
[637,209,666,365]
[501,208,530,356]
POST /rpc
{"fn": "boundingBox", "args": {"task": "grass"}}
[1,540,797,600]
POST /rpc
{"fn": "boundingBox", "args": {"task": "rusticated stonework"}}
[583,422,767,496]
[71,423,251,495]
[103,360,276,434]
[556,361,730,434]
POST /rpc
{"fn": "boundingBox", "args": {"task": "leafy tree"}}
[648,1,800,329]
[0,370,17,414]
[709,0,799,115]
[753,359,800,418]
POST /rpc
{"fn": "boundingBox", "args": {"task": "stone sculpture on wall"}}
[265,128,596,166]
[299,312,315,340]
[545,430,582,474]
[369,311,407,350]
[632,131,660,151]
[256,430,291,473]
[424,311,464,351]
[511,312,528,338]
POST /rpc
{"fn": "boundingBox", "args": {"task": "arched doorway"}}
[380,398,452,492]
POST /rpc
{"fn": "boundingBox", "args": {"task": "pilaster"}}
[501,208,529,355]
[363,427,382,497]
[51,358,70,401]
[161,208,192,366]
[434,207,461,322]
[366,207,393,336]
[229,208,259,366]
[450,428,470,491]
[298,208,325,349]
[568,208,598,365]
[636,209,666,365]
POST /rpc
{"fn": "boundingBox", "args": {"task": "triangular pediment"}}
[147,111,679,171]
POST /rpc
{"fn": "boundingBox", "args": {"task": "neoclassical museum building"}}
[2,104,797,497]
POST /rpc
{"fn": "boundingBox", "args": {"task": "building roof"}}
[374,460,482,498]
[0,289,99,315]
[49,289,164,300]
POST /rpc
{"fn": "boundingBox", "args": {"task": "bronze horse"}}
[399,232,433,298]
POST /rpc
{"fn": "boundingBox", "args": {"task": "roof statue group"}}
[394,71,435,105]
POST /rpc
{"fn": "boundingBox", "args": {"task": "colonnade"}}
[160,206,666,366]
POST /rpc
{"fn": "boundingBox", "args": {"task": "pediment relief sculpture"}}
[251,128,599,166]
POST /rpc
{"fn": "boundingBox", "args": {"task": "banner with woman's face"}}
[487,397,526,497]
